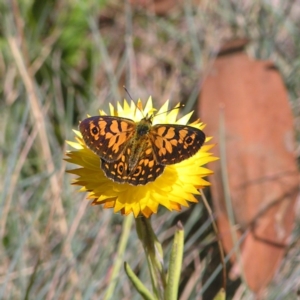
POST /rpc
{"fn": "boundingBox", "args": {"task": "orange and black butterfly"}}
[79,113,205,185]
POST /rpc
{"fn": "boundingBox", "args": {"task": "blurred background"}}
[1,0,300,299]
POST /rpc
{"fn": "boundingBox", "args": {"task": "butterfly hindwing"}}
[101,145,165,185]
[150,124,205,165]
[79,116,136,162]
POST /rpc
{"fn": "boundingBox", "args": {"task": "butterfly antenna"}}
[123,86,146,117]
[123,86,134,100]
[155,103,185,117]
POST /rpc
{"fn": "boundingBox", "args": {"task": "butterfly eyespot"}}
[134,167,141,175]
[185,136,193,145]
[92,127,99,135]
[118,164,124,173]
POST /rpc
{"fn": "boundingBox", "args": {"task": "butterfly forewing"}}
[150,124,205,165]
[79,116,136,162]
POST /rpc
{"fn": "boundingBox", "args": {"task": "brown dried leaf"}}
[200,39,299,294]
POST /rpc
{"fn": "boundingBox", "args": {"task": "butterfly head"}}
[137,114,153,137]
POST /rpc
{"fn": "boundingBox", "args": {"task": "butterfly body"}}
[79,114,205,185]
[127,117,152,168]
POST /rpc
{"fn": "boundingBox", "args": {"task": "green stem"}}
[135,216,166,300]
[104,215,133,300]
[124,262,157,300]
[165,222,184,300]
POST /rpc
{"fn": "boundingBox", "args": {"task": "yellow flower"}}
[65,97,217,218]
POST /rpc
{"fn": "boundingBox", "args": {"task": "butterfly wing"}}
[101,145,165,185]
[149,124,206,165]
[79,116,136,162]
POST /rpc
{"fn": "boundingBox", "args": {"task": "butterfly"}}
[79,113,205,186]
